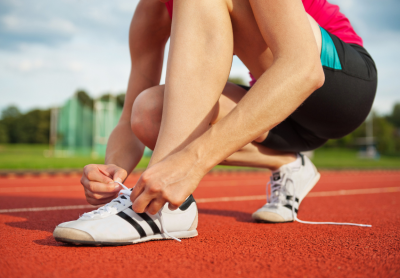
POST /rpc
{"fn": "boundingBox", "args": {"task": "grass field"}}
[0,144,399,171]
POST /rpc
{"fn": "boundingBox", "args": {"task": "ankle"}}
[269,153,297,171]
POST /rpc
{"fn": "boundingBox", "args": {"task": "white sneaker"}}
[53,185,198,246]
[252,153,320,223]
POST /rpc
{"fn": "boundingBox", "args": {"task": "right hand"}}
[81,164,128,205]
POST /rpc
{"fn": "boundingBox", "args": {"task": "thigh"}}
[289,39,377,140]
[229,0,322,80]
[261,34,377,152]
[261,118,327,152]
[134,83,248,126]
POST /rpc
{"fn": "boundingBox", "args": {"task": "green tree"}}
[0,123,9,143]
[228,76,247,86]
[13,109,51,144]
[1,106,21,119]
[116,93,126,108]
[76,90,93,109]
[0,106,50,144]
[387,102,400,128]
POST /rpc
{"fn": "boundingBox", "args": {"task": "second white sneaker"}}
[53,185,198,246]
[252,153,320,223]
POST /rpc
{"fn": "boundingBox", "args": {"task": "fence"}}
[52,93,122,157]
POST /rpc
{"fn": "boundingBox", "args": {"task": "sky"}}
[0,0,399,114]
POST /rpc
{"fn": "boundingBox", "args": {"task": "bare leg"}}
[148,0,234,167]
[140,0,321,169]
[131,82,296,171]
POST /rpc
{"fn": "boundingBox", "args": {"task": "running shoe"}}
[252,153,320,223]
[53,184,198,246]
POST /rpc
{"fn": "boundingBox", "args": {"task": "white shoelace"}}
[81,185,132,218]
[115,182,181,242]
[82,182,181,242]
[267,173,372,228]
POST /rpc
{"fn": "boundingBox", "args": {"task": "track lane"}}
[0,171,399,277]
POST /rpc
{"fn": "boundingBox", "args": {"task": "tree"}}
[0,106,50,144]
[76,90,93,109]
[116,93,126,108]
[387,103,400,128]
[228,76,247,86]
[0,123,9,143]
[1,106,21,120]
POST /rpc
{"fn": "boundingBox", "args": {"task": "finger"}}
[86,195,116,206]
[111,168,128,184]
[83,164,113,183]
[131,190,155,213]
[84,188,117,200]
[146,198,167,215]
[168,203,180,211]
[81,179,120,194]
[130,175,146,202]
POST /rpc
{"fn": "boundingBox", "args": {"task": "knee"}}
[131,86,164,138]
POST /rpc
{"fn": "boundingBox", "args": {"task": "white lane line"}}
[0,205,98,213]
[307,186,400,197]
[0,186,82,193]
[0,186,399,214]
[2,178,400,192]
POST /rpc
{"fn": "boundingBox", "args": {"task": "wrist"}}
[182,134,217,175]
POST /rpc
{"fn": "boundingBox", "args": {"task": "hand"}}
[81,164,128,205]
[130,150,205,214]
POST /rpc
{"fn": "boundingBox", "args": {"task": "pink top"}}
[164,0,363,85]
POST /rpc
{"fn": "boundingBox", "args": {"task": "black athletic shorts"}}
[240,32,377,153]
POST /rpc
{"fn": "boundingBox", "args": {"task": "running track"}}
[1,171,399,277]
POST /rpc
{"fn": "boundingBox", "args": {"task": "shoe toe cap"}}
[53,226,95,243]
[252,211,286,223]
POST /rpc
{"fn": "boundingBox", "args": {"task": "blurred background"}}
[1,0,400,172]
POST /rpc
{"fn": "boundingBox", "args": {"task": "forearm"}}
[188,59,324,173]
[103,0,170,173]
[105,122,144,175]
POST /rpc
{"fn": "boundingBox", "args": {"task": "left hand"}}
[130,150,205,214]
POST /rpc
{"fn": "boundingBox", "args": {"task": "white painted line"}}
[307,186,400,197]
[2,178,400,193]
[0,187,399,214]
[0,205,98,213]
[196,195,265,203]
[0,186,82,193]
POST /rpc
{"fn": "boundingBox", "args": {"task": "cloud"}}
[0,0,139,50]
[0,0,399,115]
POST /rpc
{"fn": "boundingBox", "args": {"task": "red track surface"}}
[1,171,400,277]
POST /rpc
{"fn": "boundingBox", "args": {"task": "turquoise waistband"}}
[320,26,342,70]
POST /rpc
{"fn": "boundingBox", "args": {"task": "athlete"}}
[53,0,377,245]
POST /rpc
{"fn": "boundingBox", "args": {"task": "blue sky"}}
[1,0,399,114]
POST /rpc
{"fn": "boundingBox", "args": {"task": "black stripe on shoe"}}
[299,153,305,166]
[116,211,147,238]
[137,212,161,235]
[286,195,299,203]
[179,195,196,211]
[284,204,298,214]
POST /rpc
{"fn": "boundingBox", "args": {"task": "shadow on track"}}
[198,208,254,223]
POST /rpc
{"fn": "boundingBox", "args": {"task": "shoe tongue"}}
[272,171,281,181]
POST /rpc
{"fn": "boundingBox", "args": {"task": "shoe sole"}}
[252,171,321,223]
[54,230,198,246]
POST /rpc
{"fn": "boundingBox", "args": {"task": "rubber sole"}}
[54,230,198,246]
[252,171,321,223]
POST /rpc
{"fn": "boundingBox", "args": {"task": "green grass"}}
[312,148,400,169]
[0,144,150,170]
[0,144,399,171]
